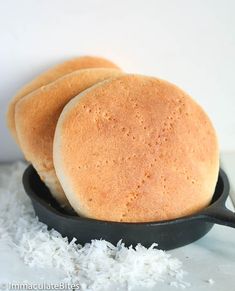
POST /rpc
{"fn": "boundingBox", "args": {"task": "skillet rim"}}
[23,165,229,226]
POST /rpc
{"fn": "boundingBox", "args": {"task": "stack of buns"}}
[7,56,219,222]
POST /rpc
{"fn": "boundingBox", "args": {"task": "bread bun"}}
[7,56,119,143]
[53,75,219,221]
[15,68,122,206]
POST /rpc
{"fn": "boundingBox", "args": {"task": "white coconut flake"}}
[0,162,190,290]
[207,278,215,285]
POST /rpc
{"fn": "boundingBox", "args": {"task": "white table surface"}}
[0,152,234,291]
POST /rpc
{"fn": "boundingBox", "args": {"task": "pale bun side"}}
[15,68,122,207]
[7,56,120,143]
[53,74,219,222]
[53,79,114,212]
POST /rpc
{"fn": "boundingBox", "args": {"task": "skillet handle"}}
[203,206,235,228]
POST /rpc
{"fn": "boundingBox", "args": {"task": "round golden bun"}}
[7,56,119,143]
[15,68,122,207]
[54,74,219,222]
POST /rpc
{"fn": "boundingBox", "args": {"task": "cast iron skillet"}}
[23,165,235,250]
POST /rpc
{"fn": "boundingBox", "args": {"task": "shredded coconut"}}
[0,162,190,290]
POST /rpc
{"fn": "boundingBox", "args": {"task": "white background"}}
[0,0,235,162]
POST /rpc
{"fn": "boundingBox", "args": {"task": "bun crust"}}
[15,68,122,206]
[7,56,119,142]
[54,75,219,221]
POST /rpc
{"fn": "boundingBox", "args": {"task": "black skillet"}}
[23,165,235,250]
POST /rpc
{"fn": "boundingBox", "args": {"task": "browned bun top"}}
[15,68,122,206]
[54,74,219,222]
[7,56,120,143]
